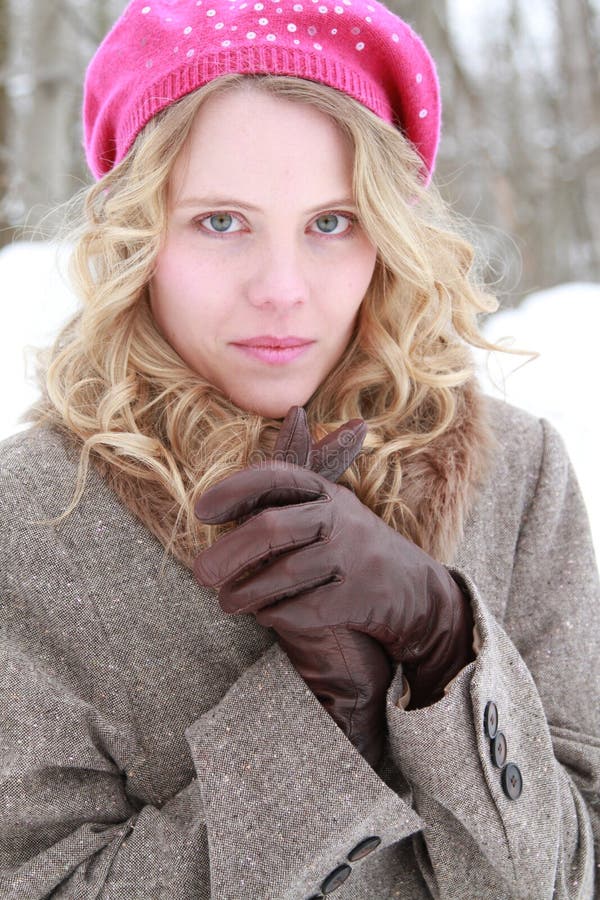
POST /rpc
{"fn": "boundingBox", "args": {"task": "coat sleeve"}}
[0,461,424,900]
[384,417,600,898]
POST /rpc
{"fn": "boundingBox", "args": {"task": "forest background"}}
[1,0,599,303]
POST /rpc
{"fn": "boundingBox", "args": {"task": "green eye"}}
[315,214,340,233]
[209,213,234,232]
[313,213,355,236]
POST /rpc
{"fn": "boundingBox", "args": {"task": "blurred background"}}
[0,0,599,550]
[1,0,599,298]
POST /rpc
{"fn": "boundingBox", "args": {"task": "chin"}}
[232,392,311,420]
[251,402,302,420]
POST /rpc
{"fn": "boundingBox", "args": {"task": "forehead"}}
[170,86,355,200]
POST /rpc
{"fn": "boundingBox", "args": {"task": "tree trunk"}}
[0,0,15,249]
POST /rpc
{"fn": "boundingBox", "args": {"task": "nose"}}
[245,238,308,311]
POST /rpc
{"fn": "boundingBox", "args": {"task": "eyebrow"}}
[175,195,357,214]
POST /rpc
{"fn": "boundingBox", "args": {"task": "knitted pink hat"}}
[83,0,440,182]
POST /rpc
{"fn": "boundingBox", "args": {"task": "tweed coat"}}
[0,397,598,899]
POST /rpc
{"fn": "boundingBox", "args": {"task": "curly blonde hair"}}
[30,73,498,565]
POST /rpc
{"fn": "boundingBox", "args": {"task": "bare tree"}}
[552,0,600,279]
[1,0,129,248]
[0,0,13,247]
[399,0,600,303]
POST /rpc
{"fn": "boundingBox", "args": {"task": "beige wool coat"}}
[0,396,599,899]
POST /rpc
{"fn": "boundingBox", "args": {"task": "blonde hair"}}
[31,74,498,565]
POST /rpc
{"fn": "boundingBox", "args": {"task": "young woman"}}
[1,0,598,897]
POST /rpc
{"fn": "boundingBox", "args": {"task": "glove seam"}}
[328,625,360,742]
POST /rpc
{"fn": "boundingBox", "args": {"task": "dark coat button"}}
[490,731,508,768]
[347,836,382,861]
[501,763,523,800]
[483,701,499,738]
[321,864,352,894]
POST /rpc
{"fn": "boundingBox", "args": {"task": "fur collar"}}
[92,377,494,568]
[397,378,494,564]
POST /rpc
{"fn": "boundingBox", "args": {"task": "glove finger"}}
[195,460,329,525]
[218,536,340,615]
[194,499,329,592]
[272,406,310,466]
[308,419,367,482]
[273,406,367,481]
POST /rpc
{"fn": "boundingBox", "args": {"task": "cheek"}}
[150,246,203,338]
[357,241,378,286]
[336,243,377,313]
[149,293,198,361]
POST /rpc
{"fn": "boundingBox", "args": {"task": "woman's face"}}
[150,86,378,419]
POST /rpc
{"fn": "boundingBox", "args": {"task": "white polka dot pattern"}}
[84,0,442,182]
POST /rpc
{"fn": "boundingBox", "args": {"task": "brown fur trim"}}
[90,378,494,569]
[397,379,495,564]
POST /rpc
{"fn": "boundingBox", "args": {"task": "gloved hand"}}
[196,407,394,767]
[194,409,475,768]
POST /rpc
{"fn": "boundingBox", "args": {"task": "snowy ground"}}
[1,241,598,555]
[476,283,599,555]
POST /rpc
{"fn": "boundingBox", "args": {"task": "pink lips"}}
[231,335,315,365]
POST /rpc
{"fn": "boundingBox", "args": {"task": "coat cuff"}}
[384,568,568,895]
[395,623,482,710]
[185,642,424,900]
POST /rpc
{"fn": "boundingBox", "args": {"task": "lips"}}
[231,336,315,366]
[232,335,313,348]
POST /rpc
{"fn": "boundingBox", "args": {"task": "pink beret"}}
[84,0,441,182]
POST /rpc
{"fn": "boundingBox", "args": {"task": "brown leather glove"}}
[197,408,394,767]
[194,409,475,768]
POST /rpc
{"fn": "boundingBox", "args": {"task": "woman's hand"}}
[193,409,475,767]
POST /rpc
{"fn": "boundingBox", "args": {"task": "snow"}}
[477,283,600,554]
[0,242,78,439]
[0,241,598,555]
